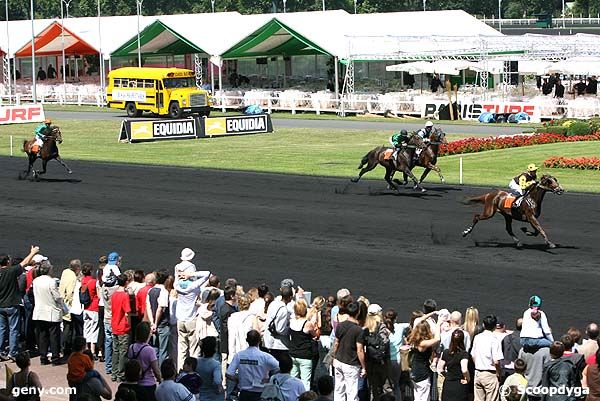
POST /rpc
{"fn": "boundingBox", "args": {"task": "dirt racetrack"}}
[1,155,598,333]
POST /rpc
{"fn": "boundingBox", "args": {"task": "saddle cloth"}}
[383,149,394,160]
[31,144,40,153]
[504,196,516,209]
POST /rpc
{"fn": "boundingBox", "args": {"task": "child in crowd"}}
[501,359,528,401]
[67,336,101,386]
[175,356,202,397]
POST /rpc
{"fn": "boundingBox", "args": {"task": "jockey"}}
[33,119,52,154]
[509,164,538,207]
[389,129,410,163]
[416,120,435,142]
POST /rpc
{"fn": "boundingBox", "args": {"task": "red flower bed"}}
[439,133,600,156]
[543,156,600,170]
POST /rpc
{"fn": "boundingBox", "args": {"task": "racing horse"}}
[351,134,427,192]
[21,126,72,179]
[461,174,564,248]
[400,127,448,184]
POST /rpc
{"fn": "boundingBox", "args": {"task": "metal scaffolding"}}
[2,54,10,99]
[194,53,203,88]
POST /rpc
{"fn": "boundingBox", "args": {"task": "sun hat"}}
[368,304,382,315]
[107,252,120,264]
[180,248,195,261]
[280,278,295,289]
[528,163,539,172]
[529,295,542,308]
[32,254,48,264]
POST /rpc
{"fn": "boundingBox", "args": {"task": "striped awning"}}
[15,21,98,57]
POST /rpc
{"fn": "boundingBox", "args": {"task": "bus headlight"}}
[182,99,187,106]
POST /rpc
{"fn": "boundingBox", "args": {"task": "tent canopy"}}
[545,57,600,75]
[15,21,98,57]
[111,20,205,57]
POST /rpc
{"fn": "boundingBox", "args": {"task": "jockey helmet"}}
[529,295,542,308]
[425,121,434,128]
[44,118,52,124]
[527,163,538,172]
[400,129,408,135]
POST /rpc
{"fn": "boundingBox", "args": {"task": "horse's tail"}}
[22,140,28,153]
[462,193,491,205]
[357,147,380,169]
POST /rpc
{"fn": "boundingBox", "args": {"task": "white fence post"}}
[459,157,463,185]
[10,135,13,156]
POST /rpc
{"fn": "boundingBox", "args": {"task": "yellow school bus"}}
[106,67,211,118]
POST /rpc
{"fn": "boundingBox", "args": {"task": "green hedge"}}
[567,121,592,136]
[536,126,568,135]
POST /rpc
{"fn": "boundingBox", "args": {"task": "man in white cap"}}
[174,248,197,285]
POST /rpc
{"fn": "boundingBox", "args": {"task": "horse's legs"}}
[25,154,35,177]
[462,195,498,236]
[38,159,48,175]
[55,156,72,174]
[384,166,398,190]
[503,214,522,248]
[401,166,425,192]
[351,161,378,183]
[420,163,445,184]
[527,215,556,248]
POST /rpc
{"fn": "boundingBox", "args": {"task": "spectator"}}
[437,329,470,401]
[299,391,318,401]
[441,311,471,352]
[127,321,162,401]
[31,259,64,365]
[502,318,523,378]
[96,256,107,362]
[560,334,585,385]
[264,286,294,361]
[60,259,83,357]
[228,294,255,362]
[174,248,197,285]
[267,352,306,401]
[77,371,113,401]
[7,351,42,401]
[37,66,46,81]
[384,308,409,401]
[363,304,390,401]
[541,341,577,400]
[155,359,194,401]
[136,273,155,324]
[332,301,366,401]
[430,74,442,93]
[146,271,170,365]
[408,320,441,401]
[129,270,146,294]
[114,387,136,401]
[471,315,503,401]
[587,76,598,95]
[582,349,600,401]
[248,283,268,315]
[47,64,56,79]
[464,307,482,348]
[81,263,100,358]
[197,288,220,341]
[118,359,146,401]
[22,254,44,354]
[196,336,224,401]
[574,79,587,96]
[314,374,334,401]
[100,265,119,376]
[102,252,121,284]
[289,298,318,391]
[219,285,238,377]
[580,323,599,359]
[112,273,132,382]
[213,278,238,335]
[520,295,553,353]
[554,80,565,98]
[566,327,582,352]
[501,358,527,401]
[254,291,274,338]
[174,268,210,370]
[226,329,279,401]
[175,357,202,398]
[519,345,550,399]
[201,275,221,303]
[0,245,39,361]
[67,336,97,387]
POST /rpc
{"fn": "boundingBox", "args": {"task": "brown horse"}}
[351,134,427,192]
[21,126,72,180]
[400,128,448,184]
[461,174,564,248]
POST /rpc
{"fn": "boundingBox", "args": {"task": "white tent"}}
[545,57,600,75]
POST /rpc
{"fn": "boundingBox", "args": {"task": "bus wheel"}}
[169,102,183,119]
[125,102,141,118]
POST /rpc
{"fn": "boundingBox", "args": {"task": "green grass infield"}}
[1,120,598,193]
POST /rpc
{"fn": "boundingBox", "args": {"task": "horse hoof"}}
[548,242,557,249]
[350,178,358,183]
[516,242,523,249]
[462,229,470,237]
[441,179,446,184]
[68,170,73,174]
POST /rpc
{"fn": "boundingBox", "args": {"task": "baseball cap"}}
[107,252,120,264]
[529,295,542,307]
[32,254,48,264]
[368,304,382,315]
[280,278,295,289]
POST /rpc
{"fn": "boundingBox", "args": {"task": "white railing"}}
[481,16,600,26]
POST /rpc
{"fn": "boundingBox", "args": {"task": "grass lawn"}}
[40,104,541,127]
[1,120,598,192]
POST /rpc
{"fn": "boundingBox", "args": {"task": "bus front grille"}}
[190,94,207,107]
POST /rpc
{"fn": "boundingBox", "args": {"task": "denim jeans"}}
[291,356,313,391]
[151,325,170,366]
[521,337,553,348]
[103,323,113,374]
[0,306,20,357]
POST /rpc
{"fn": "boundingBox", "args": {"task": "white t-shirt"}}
[102,263,120,282]
[520,308,552,340]
[155,379,194,401]
[471,330,503,371]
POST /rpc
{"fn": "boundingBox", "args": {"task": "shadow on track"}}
[470,241,579,253]
[26,177,82,183]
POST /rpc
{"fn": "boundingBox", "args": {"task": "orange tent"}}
[15,21,98,57]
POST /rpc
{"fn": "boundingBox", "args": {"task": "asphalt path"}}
[45,110,528,135]
[1,155,597,333]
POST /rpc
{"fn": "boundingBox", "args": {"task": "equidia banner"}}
[201,114,273,137]
[0,104,46,125]
[421,101,541,123]
[118,118,199,143]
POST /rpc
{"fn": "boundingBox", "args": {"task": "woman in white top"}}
[227,295,255,363]
[197,289,221,342]
[520,295,553,350]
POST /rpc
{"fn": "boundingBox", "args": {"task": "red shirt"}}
[81,276,99,312]
[588,354,596,365]
[136,284,153,317]
[111,290,131,335]
[25,269,35,292]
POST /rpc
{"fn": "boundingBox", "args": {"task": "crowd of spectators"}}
[1,245,600,401]
[538,73,598,98]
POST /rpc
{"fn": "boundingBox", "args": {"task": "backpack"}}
[260,375,290,401]
[127,343,152,376]
[268,306,286,336]
[79,283,92,308]
[365,323,390,363]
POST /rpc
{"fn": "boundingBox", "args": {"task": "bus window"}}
[164,77,195,89]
